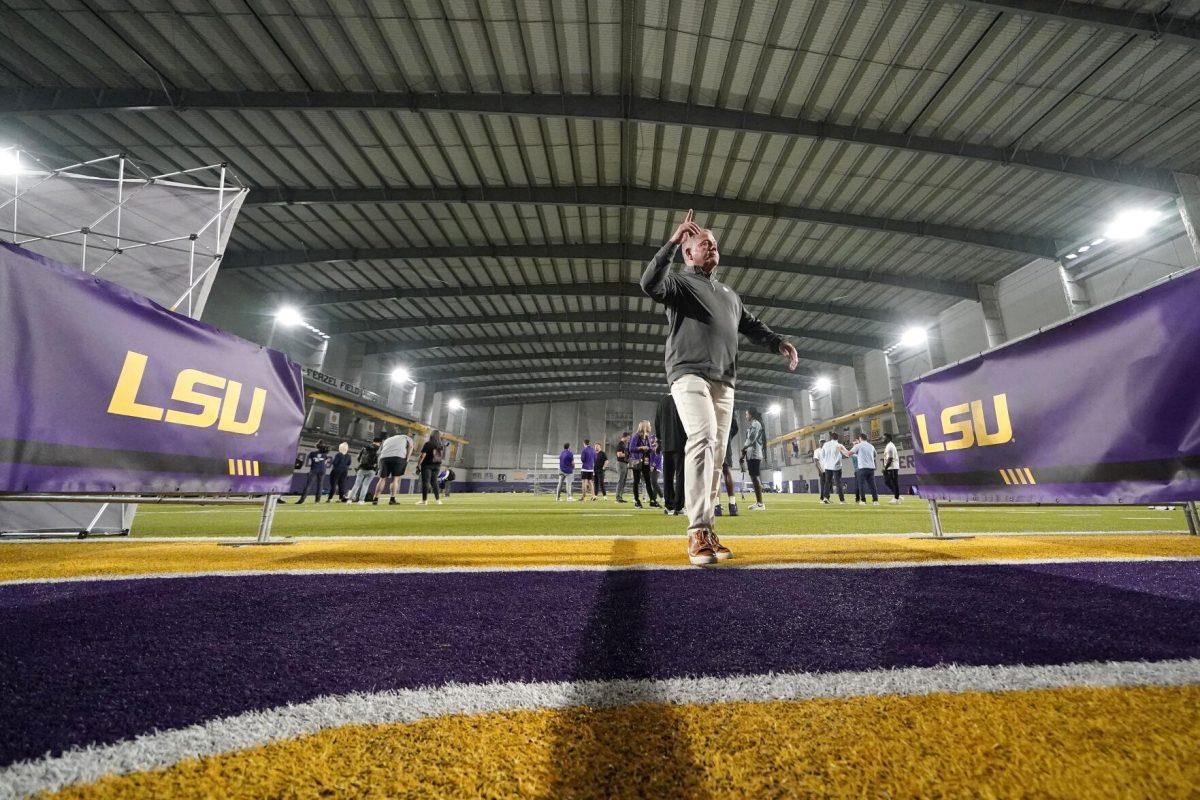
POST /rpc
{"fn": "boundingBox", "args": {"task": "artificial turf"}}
[127,492,1190,538]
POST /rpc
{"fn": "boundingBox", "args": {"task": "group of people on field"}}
[293,429,454,506]
[554,397,771,518]
[813,430,903,504]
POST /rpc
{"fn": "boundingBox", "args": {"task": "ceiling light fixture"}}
[1104,209,1162,241]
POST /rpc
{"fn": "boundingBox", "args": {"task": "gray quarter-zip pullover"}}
[640,241,784,387]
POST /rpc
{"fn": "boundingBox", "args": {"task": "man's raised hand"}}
[779,340,799,371]
[670,209,702,244]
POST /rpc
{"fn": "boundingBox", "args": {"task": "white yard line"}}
[3,658,1198,799]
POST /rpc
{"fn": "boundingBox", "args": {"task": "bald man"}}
[641,210,799,565]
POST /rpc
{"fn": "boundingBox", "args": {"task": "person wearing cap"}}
[350,436,382,504]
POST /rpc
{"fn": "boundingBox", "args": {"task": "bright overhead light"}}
[448,397,464,412]
[814,376,832,393]
[1064,253,1078,260]
[275,305,304,327]
[390,366,411,384]
[0,149,20,175]
[1104,208,1162,241]
[899,326,927,348]
[767,403,781,415]
[1076,245,1090,252]
[1090,238,1106,246]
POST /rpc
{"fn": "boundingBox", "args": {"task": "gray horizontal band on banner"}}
[920,455,1200,488]
[0,439,293,478]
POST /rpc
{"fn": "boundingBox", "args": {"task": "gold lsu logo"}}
[106,351,267,435]
[915,393,1012,453]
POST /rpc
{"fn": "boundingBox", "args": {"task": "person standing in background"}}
[629,420,660,509]
[328,442,351,502]
[580,439,597,502]
[650,442,664,502]
[882,432,902,504]
[614,433,631,503]
[349,436,381,504]
[377,430,414,506]
[741,407,767,511]
[438,466,455,497]
[849,430,879,505]
[295,440,329,504]
[556,443,575,502]
[416,430,445,506]
[594,444,609,499]
[715,415,740,517]
[820,432,847,504]
[655,393,687,516]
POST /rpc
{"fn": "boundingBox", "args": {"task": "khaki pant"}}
[670,374,735,532]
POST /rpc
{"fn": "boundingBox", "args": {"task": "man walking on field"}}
[641,210,799,565]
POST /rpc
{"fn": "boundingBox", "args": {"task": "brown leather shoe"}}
[707,530,732,560]
[687,529,717,566]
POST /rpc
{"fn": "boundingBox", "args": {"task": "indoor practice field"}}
[6,0,1200,797]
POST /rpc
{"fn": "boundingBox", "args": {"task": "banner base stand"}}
[218,539,295,548]
[912,499,974,540]
[1185,501,1199,536]
[909,534,975,540]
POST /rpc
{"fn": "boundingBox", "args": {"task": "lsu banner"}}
[0,243,305,493]
[903,267,1200,504]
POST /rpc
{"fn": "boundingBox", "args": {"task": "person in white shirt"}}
[377,431,414,505]
[819,432,847,504]
[882,432,902,503]
[813,435,825,498]
[848,431,879,505]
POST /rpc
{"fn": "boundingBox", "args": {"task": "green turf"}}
[127,493,1191,538]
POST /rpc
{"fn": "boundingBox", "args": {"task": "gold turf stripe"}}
[47,685,1200,800]
[1,535,1199,583]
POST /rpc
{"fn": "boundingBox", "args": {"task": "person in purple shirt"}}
[580,439,597,502]
[649,443,664,501]
[630,420,661,509]
[556,443,575,502]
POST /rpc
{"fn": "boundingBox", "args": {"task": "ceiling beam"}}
[245,185,1057,257]
[432,363,807,391]
[328,309,886,350]
[412,359,816,383]
[365,333,856,366]
[277,280,921,325]
[471,387,781,408]
[225,244,978,299]
[952,1,1200,50]
[403,348,825,380]
[0,89,1175,194]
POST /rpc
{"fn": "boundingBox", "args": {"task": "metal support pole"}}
[909,497,974,540]
[218,493,292,547]
[79,502,111,538]
[1185,501,1199,536]
[115,155,124,251]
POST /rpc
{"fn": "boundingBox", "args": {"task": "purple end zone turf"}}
[2,560,1200,765]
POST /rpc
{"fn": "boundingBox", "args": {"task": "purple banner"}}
[903,267,1200,504]
[0,243,305,493]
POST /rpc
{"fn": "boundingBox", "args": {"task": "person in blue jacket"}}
[296,440,329,504]
[556,443,575,501]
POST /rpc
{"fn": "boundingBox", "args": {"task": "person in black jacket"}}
[349,436,382,504]
[594,444,609,498]
[655,393,687,515]
[327,442,352,502]
[614,433,632,503]
[296,441,329,504]
[715,416,740,517]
